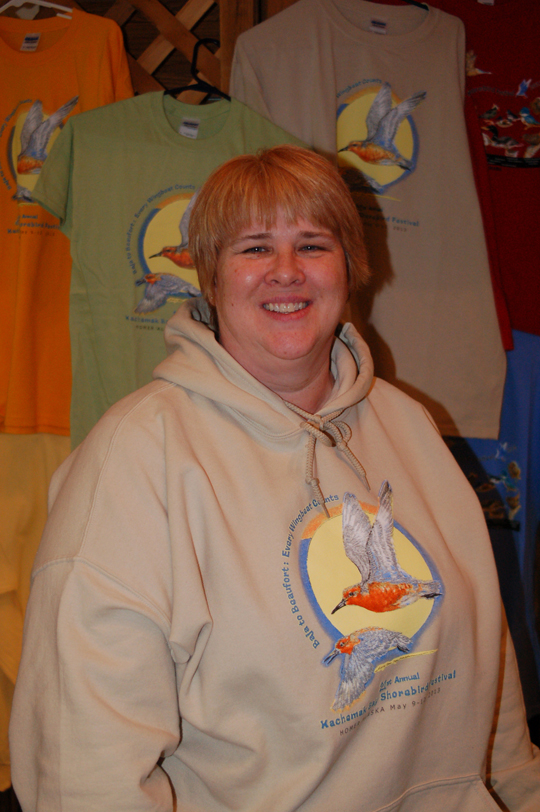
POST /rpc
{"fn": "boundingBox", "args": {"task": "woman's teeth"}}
[263,302,308,313]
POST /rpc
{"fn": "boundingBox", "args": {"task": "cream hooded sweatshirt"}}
[10,300,540,811]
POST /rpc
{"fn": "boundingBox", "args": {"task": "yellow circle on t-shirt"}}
[337,86,416,189]
[143,193,200,290]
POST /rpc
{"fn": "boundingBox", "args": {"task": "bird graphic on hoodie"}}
[323,626,412,710]
[320,483,442,710]
[332,483,442,616]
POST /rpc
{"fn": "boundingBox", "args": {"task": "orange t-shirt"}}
[0,9,133,435]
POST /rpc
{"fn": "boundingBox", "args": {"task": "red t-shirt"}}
[434,0,540,337]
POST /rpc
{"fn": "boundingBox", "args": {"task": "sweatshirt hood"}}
[157,299,375,511]
[154,299,374,439]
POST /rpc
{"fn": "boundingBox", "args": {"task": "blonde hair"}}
[189,145,370,306]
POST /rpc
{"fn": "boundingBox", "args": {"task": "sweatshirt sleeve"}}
[8,401,199,811]
[10,561,181,811]
[486,613,540,810]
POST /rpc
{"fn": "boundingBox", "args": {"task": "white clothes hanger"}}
[0,0,72,18]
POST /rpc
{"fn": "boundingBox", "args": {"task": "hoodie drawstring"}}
[284,403,370,519]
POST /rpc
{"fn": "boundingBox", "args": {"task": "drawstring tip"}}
[307,477,330,519]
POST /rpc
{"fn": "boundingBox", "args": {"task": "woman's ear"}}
[344,250,353,292]
[206,277,216,306]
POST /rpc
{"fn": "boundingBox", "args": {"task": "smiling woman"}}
[10,146,540,812]
[188,145,370,410]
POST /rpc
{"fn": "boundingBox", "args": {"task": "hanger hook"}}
[191,38,220,81]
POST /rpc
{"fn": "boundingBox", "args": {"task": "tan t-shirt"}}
[231,0,506,439]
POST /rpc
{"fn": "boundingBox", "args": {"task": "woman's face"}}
[213,210,349,385]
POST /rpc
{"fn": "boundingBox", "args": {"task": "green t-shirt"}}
[33,93,305,447]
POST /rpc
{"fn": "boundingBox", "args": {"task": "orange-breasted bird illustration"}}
[135,273,200,313]
[323,626,411,710]
[148,191,198,268]
[13,95,78,201]
[332,483,442,615]
[338,82,426,171]
[17,96,78,175]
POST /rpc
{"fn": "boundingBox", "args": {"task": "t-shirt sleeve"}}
[32,118,74,238]
[464,93,513,352]
[108,19,134,102]
[230,36,273,121]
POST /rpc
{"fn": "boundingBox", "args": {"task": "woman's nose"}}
[265,248,305,285]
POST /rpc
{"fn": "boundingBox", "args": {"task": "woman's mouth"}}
[262,302,309,313]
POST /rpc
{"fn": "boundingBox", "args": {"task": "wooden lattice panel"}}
[101,0,254,96]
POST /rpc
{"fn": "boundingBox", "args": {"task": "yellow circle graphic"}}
[11,106,63,196]
[143,194,200,290]
[307,509,434,640]
[337,85,417,191]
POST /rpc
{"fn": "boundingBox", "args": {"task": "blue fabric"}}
[446,331,540,717]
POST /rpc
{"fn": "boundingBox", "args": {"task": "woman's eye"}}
[243,245,268,254]
[301,244,325,252]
